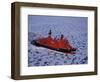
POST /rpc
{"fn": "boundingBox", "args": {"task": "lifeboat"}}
[31,30,76,54]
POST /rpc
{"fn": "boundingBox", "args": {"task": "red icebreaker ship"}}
[31,30,76,54]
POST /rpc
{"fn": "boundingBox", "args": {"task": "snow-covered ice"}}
[28,32,88,67]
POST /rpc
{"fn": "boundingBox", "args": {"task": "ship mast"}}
[61,34,64,39]
[48,30,52,35]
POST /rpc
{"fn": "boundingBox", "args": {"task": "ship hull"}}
[31,40,76,53]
